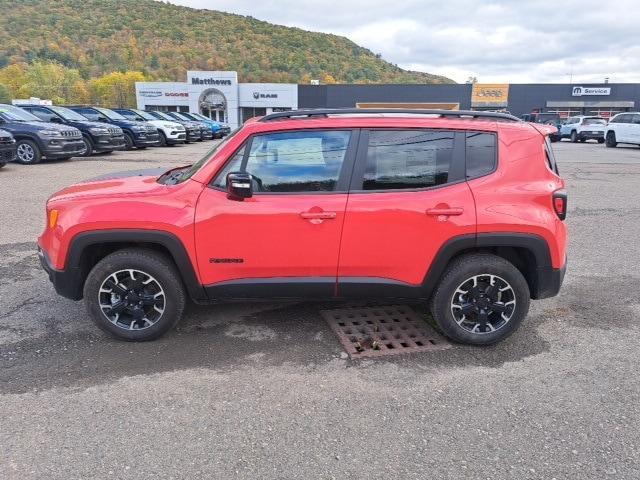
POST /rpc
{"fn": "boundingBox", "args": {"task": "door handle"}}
[300,211,337,220]
[426,207,464,216]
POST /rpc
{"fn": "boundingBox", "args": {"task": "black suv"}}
[20,105,126,157]
[68,106,159,150]
[0,104,84,164]
[0,129,16,168]
[166,111,214,140]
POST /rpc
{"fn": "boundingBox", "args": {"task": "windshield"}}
[95,107,127,121]
[583,118,607,125]
[0,104,41,122]
[169,112,190,121]
[133,110,156,121]
[176,127,242,182]
[150,111,174,121]
[49,106,88,121]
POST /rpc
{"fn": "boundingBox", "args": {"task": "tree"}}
[89,71,146,107]
[0,83,11,103]
[321,73,337,84]
[0,64,28,98]
[17,61,86,104]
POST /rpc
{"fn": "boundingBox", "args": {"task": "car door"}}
[612,114,631,142]
[194,128,358,298]
[630,114,640,144]
[336,128,477,297]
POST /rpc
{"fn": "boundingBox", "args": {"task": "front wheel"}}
[123,132,134,150]
[605,131,617,148]
[15,139,42,164]
[79,135,94,157]
[597,138,605,144]
[158,131,167,147]
[430,253,530,345]
[83,249,186,341]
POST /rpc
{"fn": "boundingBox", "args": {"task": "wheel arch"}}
[423,233,553,300]
[65,230,206,302]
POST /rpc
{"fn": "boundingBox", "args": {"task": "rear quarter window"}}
[465,132,496,179]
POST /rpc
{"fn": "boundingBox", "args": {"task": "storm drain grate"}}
[321,305,451,359]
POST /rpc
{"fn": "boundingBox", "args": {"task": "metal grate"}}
[321,305,451,359]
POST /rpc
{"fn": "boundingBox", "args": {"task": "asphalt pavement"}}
[0,139,638,479]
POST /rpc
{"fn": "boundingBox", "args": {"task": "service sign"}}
[471,84,510,107]
[572,86,611,96]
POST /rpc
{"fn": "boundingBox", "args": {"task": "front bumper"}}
[42,139,85,158]
[165,130,187,144]
[0,144,16,164]
[38,246,83,300]
[186,129,201,142]
[531,259,567,299]
[133,131,160,146]
[94,134,126,151]
[200,129,214,140]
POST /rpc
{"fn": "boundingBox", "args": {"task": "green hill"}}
[0,0,451,85]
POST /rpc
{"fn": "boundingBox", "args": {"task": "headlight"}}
[39,130,62,137]
[132,125,146,132]
[162,123,176,129]
[89,127,109,135]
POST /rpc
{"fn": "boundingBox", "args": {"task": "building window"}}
[241,107,267,123]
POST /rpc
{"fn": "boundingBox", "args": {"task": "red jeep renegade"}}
[38,109,567,344]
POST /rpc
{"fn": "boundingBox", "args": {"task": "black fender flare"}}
[65,229,206,302]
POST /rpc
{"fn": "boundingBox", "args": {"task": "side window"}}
[78,108,99,121]
[27,107,54,122]
[242,130,351,193]
[360,130,453,190]
[616,114,631,124]
[211,146,245,188]
[465,132,496,178]
[632,114,640,124]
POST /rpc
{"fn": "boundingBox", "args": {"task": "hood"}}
[70,119,119,129]
[48,168,168,203]
[8,120,79,132]
[147,119,183,129]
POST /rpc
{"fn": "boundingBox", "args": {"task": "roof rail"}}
[259,108,521,122]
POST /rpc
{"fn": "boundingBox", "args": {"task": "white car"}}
[113,108,186,146]
[559,116,607,143]
[604,112,640,148]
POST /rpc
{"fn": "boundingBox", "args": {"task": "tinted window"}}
[361,130,453,190]
[633,114,640,124]
[583,118,606,125]
[466,132,496,178]
[75,108,99,120]
[614,114,632,123]
[212,146,245,188]
[25,107,54,121]
[241,130,351,193]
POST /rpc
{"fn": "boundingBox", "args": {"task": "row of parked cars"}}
[0,103,230,166]
[523,111,640,147]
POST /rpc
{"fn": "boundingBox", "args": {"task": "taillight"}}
[553,189,567,220]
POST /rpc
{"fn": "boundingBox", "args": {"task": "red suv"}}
[38,109,567,345]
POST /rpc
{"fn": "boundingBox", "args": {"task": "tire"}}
[597,138,605,144]
[123,132,134,150]
[570,130,578,143]
[429,253,530,345]
[579,138,586,143]
[0,162,6,169]
[79,135,94,157]
[158,131,167,147]
[605,131,617,148]
[83,248,186,341]
[137,146,147,150]
[14,139,42,164]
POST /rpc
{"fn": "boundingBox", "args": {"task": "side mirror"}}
[49,116,62,123]
[97,116,108,122]
[226,172,253,200]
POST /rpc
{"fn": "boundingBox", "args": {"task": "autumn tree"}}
[17,61,87,104]
[89,71,146,107]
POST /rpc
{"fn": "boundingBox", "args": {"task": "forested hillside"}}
[0,0,451,105]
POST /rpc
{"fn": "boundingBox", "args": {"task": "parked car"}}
[179,112,230,139]
[38,108,567,344]
[0,104,84,164]
[20,104,126,157]
[559,116,606,143]
[67,106,160,150]
[0,128,16,168]
[521,112,562,142]
[144,110,202,143]
[165,111,214,140]
[112,108,186,147]
[604,112,640,148]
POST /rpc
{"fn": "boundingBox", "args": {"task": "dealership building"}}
[136,71,640,128]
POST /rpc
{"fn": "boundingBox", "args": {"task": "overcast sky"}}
[166,0,640,84]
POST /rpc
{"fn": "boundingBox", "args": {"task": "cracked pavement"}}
[0,141,639,479]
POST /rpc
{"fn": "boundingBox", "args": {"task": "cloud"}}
[165,0,640,83]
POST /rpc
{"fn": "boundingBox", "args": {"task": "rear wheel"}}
[570,130,578,143]
[430,253,530,345]
[83,249,186,341]
[15,139,42,164]
[605,131,617,148]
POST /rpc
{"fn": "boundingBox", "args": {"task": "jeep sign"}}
[572,86,611,96]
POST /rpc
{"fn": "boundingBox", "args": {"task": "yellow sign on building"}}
[471,84,510,107]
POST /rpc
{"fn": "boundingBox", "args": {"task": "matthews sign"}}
[572,86,611,96]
